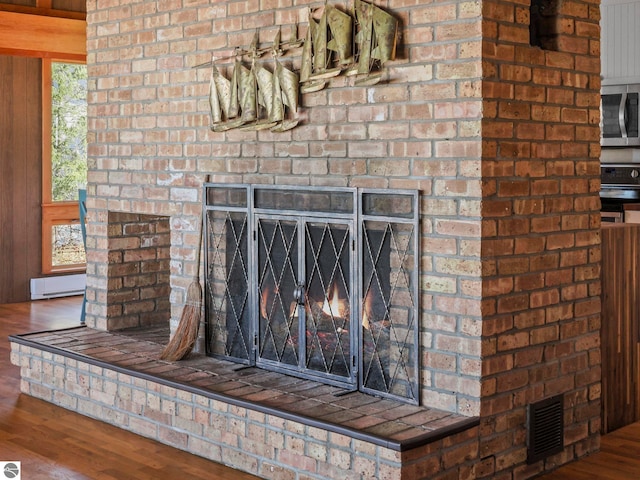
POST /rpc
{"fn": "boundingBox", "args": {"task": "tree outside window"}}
[42,60,87,273]
[52,63,87,202]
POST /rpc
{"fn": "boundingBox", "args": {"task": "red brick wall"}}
[84,0,600,476]
[480,0,601,477]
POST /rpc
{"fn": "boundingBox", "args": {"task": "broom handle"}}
[194,210,203,281]
[194,175,209,280]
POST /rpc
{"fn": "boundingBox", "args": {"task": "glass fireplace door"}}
[256,215,356,388]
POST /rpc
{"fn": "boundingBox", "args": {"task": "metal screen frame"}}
[204,183,420,403]
[254,212,357,388]
[204,184,252,365]
[358,189,420,403]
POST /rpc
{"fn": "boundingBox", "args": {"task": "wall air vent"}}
[527,394,564,464]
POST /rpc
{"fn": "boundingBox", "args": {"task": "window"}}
[42,59,87,273]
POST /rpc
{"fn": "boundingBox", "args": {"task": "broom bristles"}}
[160,278,202,362]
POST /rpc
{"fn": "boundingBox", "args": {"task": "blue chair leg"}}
[79,188,87,325]
[81,290,86,324]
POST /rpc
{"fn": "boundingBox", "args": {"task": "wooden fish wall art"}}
[195,0,399,133]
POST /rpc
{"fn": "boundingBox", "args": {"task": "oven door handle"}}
[601,211,623,223]
[619,92,628,138]
[600,187,640,200]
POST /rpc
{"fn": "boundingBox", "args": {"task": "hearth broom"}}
[160,204,204,362]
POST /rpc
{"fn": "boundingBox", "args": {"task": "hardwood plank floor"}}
[3,297,640,479]
[0,297,260,480]
[538,422,640,479]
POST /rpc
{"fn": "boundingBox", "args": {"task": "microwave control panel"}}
[601,165,640,186]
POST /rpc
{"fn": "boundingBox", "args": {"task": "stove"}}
[601,164,640,221]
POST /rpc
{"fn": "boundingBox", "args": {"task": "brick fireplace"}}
[12,0,602,478]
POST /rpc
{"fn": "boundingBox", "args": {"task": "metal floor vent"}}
[527,394,564,464]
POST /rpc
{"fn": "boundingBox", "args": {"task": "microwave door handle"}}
[619,92,628,138]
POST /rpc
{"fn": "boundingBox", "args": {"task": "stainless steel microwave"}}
[601,84,640,147]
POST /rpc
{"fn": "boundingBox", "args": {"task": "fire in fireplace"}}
[204,184,419,404]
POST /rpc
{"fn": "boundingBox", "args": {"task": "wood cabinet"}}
[601,223,640,432]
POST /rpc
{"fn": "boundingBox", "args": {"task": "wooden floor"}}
[2,297,640,479]
[0,297,259,480]
[537,422,640,479]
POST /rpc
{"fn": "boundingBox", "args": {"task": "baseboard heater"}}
[30,274,86,300]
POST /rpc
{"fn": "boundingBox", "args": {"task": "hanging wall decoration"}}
[207,31,301,132]
[195,0,399,132]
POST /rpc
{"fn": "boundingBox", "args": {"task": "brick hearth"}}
[10,327,479,479]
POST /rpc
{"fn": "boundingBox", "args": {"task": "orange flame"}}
[362,289,373,330]
[322,283,348,318]
[260,286,270,319]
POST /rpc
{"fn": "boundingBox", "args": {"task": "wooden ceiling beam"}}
[0,10,86,60]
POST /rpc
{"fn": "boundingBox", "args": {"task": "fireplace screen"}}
[204,185,419,403]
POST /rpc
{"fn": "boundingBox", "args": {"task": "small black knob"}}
[293,283,305,305]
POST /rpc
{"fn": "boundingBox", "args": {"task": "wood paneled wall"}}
[601,223,640,433]
[51,0,86,13]
[1,0,36,7]
[1,1,85,11]
[0,55,42,303]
